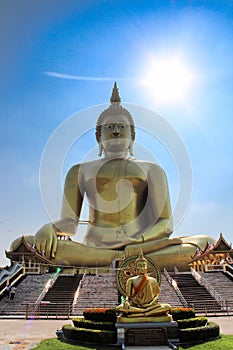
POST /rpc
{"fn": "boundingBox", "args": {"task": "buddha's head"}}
[135,254,148,275]
[96,83,135,157]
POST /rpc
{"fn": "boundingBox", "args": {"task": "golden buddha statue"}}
[116,254,172,322]
[10,83,214,270]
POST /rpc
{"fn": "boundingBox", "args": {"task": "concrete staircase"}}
[39,275,82,317]
[74,273,119,316]
[1,270,231,318]
[199,271,233,306]
[169,272,222,313]
[0,274,52,317]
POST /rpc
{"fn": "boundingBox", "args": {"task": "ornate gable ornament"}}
[212,232,232,252]
[189,233,232,263]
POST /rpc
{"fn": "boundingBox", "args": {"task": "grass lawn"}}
[33,339,120,349]
[33,334,233,350]
[179,334,233,350]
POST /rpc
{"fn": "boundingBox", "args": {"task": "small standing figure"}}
[5,284,11,298]
[10,286,16,300]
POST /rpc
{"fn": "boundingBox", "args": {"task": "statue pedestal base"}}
[116,321,179,349]
[117,314,173,323]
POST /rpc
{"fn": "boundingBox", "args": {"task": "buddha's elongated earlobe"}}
[98,143,104,156]
[129,141,134,156]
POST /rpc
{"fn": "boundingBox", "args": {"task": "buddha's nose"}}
[113,123,120,135]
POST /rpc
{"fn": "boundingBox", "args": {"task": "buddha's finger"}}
[45,241,52,259]
[51,235,57,258]
[35,239,42,254]
[40,241,47,255]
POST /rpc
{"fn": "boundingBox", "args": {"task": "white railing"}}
[163,268,188,307]
[205,264,224,272]
[0,264,25,295]
[190,267,226,310]
[72,270,87,313]
[35,274,59,306]
[25,266,41,274]
[224,263,233,278]
[0,263,23,283]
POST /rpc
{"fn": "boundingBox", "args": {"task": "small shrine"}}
[5,236,53,274]
[189,233,233,272]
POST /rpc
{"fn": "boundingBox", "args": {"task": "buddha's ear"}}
[129,140,134,156]
[98,143,104,156]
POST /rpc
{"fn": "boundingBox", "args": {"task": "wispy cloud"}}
[44,71,123,81]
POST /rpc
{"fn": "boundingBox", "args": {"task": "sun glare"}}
[141,56,194,103]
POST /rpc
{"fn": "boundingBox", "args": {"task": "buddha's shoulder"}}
[147,276,158,283]
[66,159,101,173]
[132,159,165,173]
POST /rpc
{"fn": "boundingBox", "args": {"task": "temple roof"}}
[189,233,232,263]
[5,236,54,264]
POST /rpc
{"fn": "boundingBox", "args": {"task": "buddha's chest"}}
[85,160,148,196]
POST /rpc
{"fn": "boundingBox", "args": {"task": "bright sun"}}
[141,56,194,103]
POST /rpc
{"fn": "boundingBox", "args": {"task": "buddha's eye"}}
[107,124,113,129]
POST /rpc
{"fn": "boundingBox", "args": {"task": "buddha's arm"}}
[141,164,173,242]
[123,278,133,309]
[35,164,84,258]
[125,278,133,299]
[58,164,84,236]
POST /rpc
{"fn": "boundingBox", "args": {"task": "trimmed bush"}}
[177,316,208,329]
[170,307,195,320]
[62,324,117,344]
[179,321,220,343]
[83,307,117,322]
[72,317,116,331]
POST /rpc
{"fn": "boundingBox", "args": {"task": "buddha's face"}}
[100,114,132,156]
[136,260,147,275]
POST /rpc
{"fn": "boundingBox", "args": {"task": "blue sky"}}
[0,0,232,266]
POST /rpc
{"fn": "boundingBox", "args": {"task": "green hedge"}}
[83,308,116,322]
[72,317,116,331]
[177,316,208,329]
[179,322,220,343]
[62,324,117,344]
[170,307,195,320]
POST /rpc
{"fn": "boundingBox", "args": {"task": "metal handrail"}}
[26,302,71,319]
[190,267,226,309]
[163,268,188,307]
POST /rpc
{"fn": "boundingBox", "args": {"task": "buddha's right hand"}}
[123,300,130,310]
[35,223,57,259]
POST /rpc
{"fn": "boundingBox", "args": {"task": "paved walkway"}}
[0,319,72,350]
[0,317,232,349]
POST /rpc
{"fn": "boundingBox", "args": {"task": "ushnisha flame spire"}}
[110,82,121,104]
